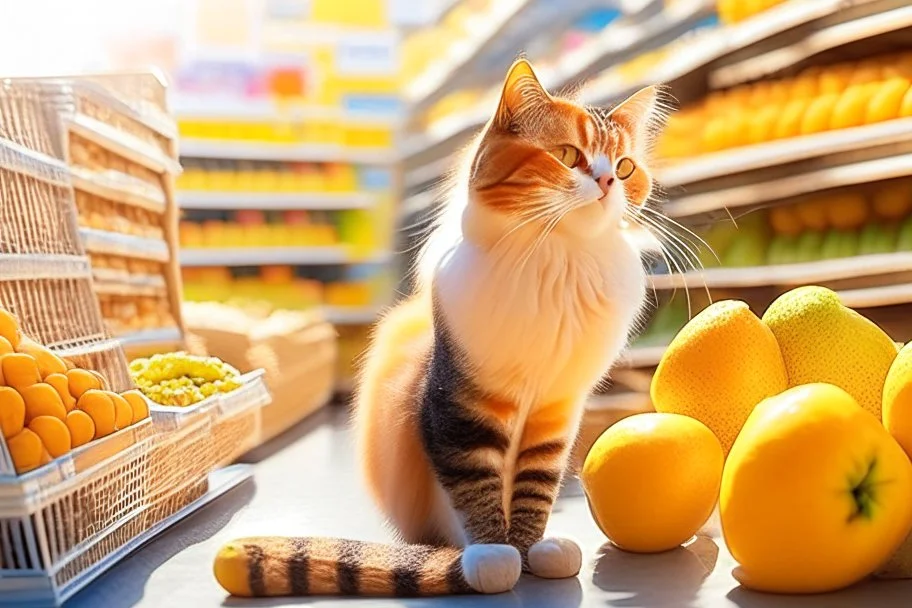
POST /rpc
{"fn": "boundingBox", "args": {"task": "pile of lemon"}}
[659,52,912,160]
[582,286,912,593]
[717,0,787,24]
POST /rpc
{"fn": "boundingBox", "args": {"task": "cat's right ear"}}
[493,59,549,129]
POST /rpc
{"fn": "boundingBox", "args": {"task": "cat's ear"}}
[607,85,669,151]
[493,59,549,129]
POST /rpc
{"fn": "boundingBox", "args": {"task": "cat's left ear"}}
[493,59,550,129]
[608,86,667,136]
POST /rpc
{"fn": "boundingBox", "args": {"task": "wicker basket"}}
[208,370,271,468]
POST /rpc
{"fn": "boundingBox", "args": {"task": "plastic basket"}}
[0,419,153,587]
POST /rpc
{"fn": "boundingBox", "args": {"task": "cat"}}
[213,58,667,598]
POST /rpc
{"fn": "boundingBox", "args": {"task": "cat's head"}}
[463,59,666,246]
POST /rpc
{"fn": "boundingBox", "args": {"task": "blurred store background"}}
[2,0,912,438]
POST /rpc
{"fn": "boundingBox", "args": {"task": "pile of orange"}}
[0,309,149,474]
[659,52,912,160]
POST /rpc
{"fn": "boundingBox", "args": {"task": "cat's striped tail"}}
[213,537,521,597]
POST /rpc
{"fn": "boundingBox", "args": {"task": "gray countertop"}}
[66,405,912,607]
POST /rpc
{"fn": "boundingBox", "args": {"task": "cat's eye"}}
[550,145,582,169]
[616,157,636,180]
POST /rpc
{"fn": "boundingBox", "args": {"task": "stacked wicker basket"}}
[0,76,272,607]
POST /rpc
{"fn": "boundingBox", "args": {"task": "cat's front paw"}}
[462,544,522,594]
[527,537,582,579]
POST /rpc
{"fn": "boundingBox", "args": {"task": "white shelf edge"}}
[71,168,167,215]
[324,306,385,325]
[179,247,392,267]
[118,326,183,348]
[179,139,395,165]
[177,191,377,211]
[69,114,180,175]
[79,228,170,263]
[649,252,912,289]
[665,152,912,218]
[658,118,912,187]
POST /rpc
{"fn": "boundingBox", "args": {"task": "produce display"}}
[0,308,150,474]
[177,159,375,194]
[180,209,342,248]
[98,293,177,337]
[75,190,165,240]
[717,0,786,24]
[583,285,912,593]
[129,351,243,406]
[70,133,165,191]
[659,52,912,160]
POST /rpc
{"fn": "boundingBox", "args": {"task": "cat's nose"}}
[597,173,614,197]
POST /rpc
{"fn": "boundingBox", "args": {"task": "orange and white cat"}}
[213,59,666,597]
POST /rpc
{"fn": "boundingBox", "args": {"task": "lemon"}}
[761,286,898,418]
[651,300,788,455]
[883,342,912,458]
[582,412,723,553]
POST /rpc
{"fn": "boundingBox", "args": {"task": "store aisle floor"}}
[67,405,912,608]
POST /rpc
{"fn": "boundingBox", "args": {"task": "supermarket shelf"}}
[839,282,912,308]
[619,344,668,368]
[712,2,912,89]
[118,326,183,348]
[93,280,167,298]
[404,0,532,111]
[179,246,393,267]
[177,191,377,211]
[665,152,912,218]
[179,139,396,165]
[80,228,170,262]
[71,167,167,214]
[0,253,92,280]
[658,117,912,188]
[586,390,653,412]
[325,306,384,325]
[649,253,912,289]
[68,114,181,175]
[173,99,399,126]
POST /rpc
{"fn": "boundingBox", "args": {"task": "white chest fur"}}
[435,231,646,405]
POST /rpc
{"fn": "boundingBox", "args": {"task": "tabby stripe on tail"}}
[214,537,473,597]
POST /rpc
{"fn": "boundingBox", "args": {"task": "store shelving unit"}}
[180,246,392,267]
[178,191,377,210]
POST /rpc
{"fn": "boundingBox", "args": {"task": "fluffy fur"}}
[213,59,667,598]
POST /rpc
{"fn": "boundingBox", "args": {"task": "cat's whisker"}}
[639,206,719,266]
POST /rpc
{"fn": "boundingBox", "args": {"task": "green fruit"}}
[794,232,824,263]
[722,231,768,267]
[897,217,912,251]
[702,221,739,261]
[767,235,791,265]
[839,231,859,259]
[821,230,845,260]
[859,223,898,255]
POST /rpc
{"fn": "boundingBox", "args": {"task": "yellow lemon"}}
[762,286,898,418]
[883,342,912,458]
[582,412,723,553]
[651,300,788,455]
[722,383,912,593]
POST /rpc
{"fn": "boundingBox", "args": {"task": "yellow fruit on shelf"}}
[7,427,42,474]
[15,336,67,379]
[702,117,729,153]
[28,415,71,458]
[883,342,912,459]
[800,94,839,135]
[0,386,25,439]
[0,309,21,349]
[831,84,880,130]
[651,300,788,455]
[901,87,912,117]
[819,66,853,95]
[65,409,95,448]
[20,383,67,423]
[1,353,40,391]
[721,383,912,593]
[761,286,898,418]
[825,193,868,229]
[76,390,116,438]
[0,337,13,356]
[122,390,150,424]
[108,392,133,430]
[866,78,912,124]
[582,412,723,553]
[747,106,780,145]
[44,372,76,412]
[774,99,811,140]
[67,368,102,399]
[850,62,884,85]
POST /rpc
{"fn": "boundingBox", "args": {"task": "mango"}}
[0,337,13,356]
[76,389,115,438]
[65,410,95,448]
[0,386,25,438]
[44,373,76,411]
[107,392,133,430]
[67,368,102,399]
[15,337,67,379]
[21,383,67,423]
[7,428,42,474]
[28,415,71,458]
[1,353,40,390]
[122,390,150,423]
[0,309,21,349]
[761,286,898,418]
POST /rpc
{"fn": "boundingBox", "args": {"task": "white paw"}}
[462,544,522,594]
[527,537,582,579]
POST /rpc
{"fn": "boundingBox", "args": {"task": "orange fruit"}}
[701,117,729,152]
[44,373,76,411]
[107,392,133,430]
[747,106,780,145]
[122,390,150,424]
[20,383,67,423]
[650,300,788,455]
[0,309,21,349]
[773,99,810,139]
[866,78,911,124]
[1,353,40,391]
[769,205,802,236]
[800,94,839,135]
[722,384,912,593]
[872,180,912,220]
[819,66,853,95]
[0,337,13,356]
[7,428,43,474]
[794,198,829,231]
[826,193,869,230]
[76,389,115,438]
[65,410,95,448]
[581,412,723,553]
[901,87,912,118]
[67,368,102,399]
[0,386,25,439]
[14,337,67,379]
[28,415,71,458]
